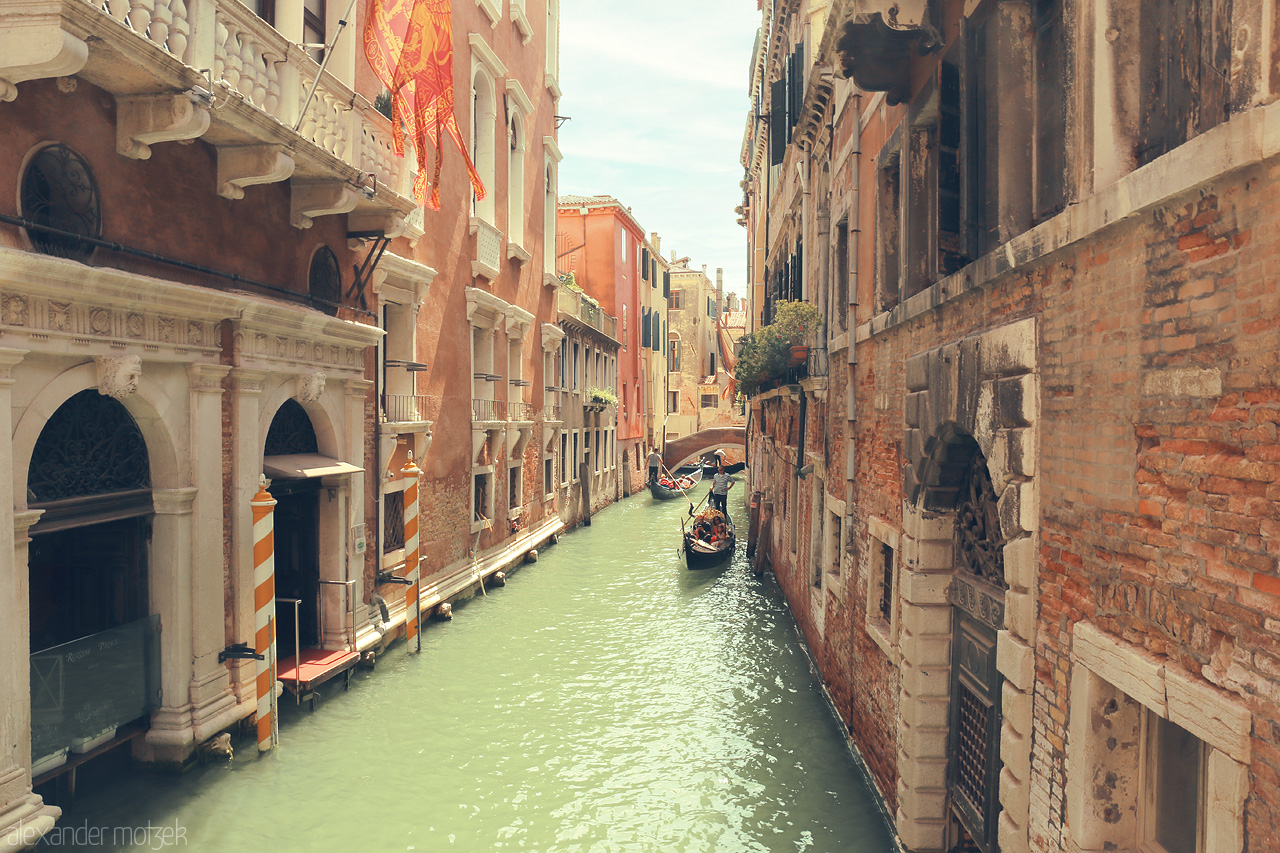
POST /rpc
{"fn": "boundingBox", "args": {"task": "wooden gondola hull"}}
[649,470,701,500]
[683,535,735,569]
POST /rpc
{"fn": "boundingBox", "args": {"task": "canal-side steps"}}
[355,515,566,656]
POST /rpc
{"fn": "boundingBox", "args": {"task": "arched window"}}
[471,69,497,224]
[265,399,319,456]
[508,111,526,248]
[309,246,341,315]
[543,156,559,277]
[20,144,101,263]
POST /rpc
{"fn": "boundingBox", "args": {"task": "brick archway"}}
[662,426,746,470]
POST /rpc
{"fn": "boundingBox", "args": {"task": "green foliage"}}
[587,386,617,406]
[373,91,393,120]
[732,300,822,398]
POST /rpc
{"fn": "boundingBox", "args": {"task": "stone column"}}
[0,349,60,849]
[229,368,268,705]
[185,364,238,742]
[138,487,198,766]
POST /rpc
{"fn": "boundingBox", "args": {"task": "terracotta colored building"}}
[0,0,564,845]
[557,195,654,494]
[743,1,1280,852]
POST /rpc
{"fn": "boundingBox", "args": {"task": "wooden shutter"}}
[770,78,786,164]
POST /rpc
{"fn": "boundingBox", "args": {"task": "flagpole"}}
[294,0,363,133]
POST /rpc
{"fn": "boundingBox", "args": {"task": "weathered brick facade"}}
[743,1,1280,851]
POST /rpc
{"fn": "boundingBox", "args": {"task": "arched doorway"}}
[264,400,321,656]
[937,441,1007,853]
[27,389,159,776]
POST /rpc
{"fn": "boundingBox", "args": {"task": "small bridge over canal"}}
[663,427,747,471]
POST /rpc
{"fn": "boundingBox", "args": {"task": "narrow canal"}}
[47,490,894,852]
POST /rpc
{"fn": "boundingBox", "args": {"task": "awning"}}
[263,454,364,480]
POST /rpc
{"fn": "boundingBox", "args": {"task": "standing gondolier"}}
[647,447,662,484]
[709,460,733,514]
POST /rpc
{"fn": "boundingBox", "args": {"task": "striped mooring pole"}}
[403,451,422,654]
[251,477,279,752]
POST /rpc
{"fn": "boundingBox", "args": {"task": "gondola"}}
[700,460,746,477]
[683,507,735,569]
[649,468,701,500]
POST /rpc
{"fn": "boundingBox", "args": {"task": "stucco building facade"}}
[743,1,1280,852]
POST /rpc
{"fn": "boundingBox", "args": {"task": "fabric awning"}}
[263,454,364,480]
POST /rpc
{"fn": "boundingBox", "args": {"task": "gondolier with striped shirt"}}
[710,459,733,514]
[647,448,662,484]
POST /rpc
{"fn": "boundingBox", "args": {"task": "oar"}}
[659,461,696,509]
[688,485,711,518]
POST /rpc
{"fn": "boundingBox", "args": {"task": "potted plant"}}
[731,300,822,397]
[586,386,616,412]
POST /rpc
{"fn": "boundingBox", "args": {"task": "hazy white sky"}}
[558,0,761,297]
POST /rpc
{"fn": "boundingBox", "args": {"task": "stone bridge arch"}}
[663,426,746,470]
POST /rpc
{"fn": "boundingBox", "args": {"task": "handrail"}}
[275,597,303,704]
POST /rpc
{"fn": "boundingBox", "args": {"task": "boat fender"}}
[525,549,538,563]
[435,602,454,620]
[492,571,507,586]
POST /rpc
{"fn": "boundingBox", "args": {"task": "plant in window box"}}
[586,387,616,412]
[772,300,822,364]
[732,300,821,397]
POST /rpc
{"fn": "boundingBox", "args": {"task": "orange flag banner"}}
[364,0,485,209]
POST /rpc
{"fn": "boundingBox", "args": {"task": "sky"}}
[557,0,762,298]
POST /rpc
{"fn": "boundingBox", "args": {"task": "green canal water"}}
[45,490,895,852]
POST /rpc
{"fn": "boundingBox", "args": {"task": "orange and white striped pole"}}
[403,452,422,654]
[251,476,279,752]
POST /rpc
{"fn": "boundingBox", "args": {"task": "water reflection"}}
[44,489,894,852]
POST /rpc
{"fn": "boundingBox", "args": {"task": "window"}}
[668,338,680,371]
[471,68,498,223]
[382,490,405,553]
[21,144,101,264]
[545,0,559,90]
[1067,622,1248,853]
[309,246,341,315]
[594,429,601,473]
[669,391,679,413]
[507,111,525,248]
[543,457,553,496]
[1140,712,1206,853]
[700,393,716,409]
[543,159,558,276]
[572,341,580,391]
[571,431,579,481]
[865,518,899,657]
[669,289,682,310]
[303,0,325,62]
[1136,0,1230,169]
[834,217,849,332]
[560,433,568,484]
[1033,0,1066,220]
[509,464,522,511]
[473,469,493,528]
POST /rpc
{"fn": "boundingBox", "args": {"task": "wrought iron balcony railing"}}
[472,398,506,422]
[382,394,429,424]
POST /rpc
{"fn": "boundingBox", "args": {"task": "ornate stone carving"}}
[96,355,142,400]
[89,306,111,334]
[126,312,145,337]
[48,302,70,331]
[297,372,326,403]
[2,294,28,326]
[158,317,176,342]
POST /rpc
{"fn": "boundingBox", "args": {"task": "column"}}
[251,480,278,752]
[185,364,239,742]
[229,368,268,705]
[137,487,198,766]
[0,344,60,849]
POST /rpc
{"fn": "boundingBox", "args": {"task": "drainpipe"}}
[846,94,861,546]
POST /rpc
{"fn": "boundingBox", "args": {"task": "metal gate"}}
[946,451,1007,853]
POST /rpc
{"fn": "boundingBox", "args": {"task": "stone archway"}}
[894,317,1039,853]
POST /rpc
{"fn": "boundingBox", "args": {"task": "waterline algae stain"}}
[44,494,894,852]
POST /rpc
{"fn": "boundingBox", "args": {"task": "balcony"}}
[471,217,503,280]
[382,394,429,425]
[3,0,417,230]
[472,398,507,423]
[557,287,618,343]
